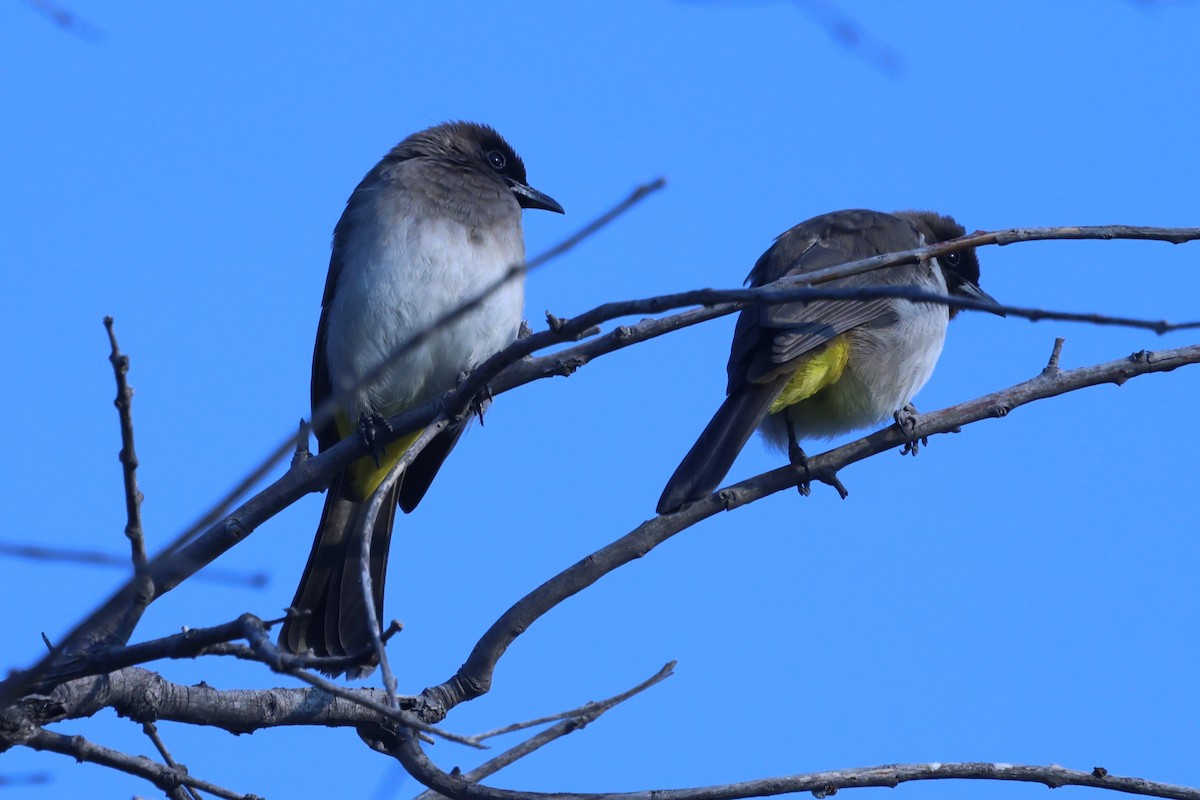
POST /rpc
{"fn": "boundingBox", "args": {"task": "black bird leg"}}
[358,411,393,467]
[895,403,928,456]
[450,369,493,426]
[785,415,812,497]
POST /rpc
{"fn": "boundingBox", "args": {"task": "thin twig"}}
[1045,337,1066,373]
[791,0,904,76]
[22,0,106,41]
[100,317,158,652]
[524,178,666,270]
[358,419,450,706]
[141,721,201,800]
[411,662,676,800]
[471,661,674,743]
[23,727,256,800]
[104,317,148,575]
[0,772,51,787]
[0,541,268,587]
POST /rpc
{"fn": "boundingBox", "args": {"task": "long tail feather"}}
[656,379,785,514]
[279,473,399,678]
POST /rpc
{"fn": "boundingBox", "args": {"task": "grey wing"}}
[311,290,340,454]
[311,204,356,454]
[729,211,919,388]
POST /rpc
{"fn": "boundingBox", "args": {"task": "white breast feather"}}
[323,196,525,417]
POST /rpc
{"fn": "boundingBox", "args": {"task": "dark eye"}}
[486,150,507,171]
[941,251,961,269]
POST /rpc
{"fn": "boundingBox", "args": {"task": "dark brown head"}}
[387,121,564,213]
[895,210,999,318]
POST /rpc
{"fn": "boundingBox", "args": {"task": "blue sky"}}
[3,2,1199,798]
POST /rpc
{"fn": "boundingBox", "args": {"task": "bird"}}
[656,208,997,514]
[279,122,563,675]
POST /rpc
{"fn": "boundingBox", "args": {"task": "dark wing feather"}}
[398,420,469,513]
[730,210,922,389]
[311,212,351,455]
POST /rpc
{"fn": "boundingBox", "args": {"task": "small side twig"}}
[1045,337,1066,374]
[101,317,154,651]
[411,662,676,800]
[291,418,311,466]
[0,541,268,588]
[104,317,147,575]
[141,721,200,800]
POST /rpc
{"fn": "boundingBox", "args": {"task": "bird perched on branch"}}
[280,122,563,675]
[657,208,997,514]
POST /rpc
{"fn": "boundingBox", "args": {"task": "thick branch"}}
[6,666,395,735]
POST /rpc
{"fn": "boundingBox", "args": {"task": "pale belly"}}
[759,299,950,450]
[324,215,525,417]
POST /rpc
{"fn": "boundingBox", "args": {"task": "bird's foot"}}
[895,404,928,456]
[453,369,493,426]
[787,438,812,497]
[358,411,393,467]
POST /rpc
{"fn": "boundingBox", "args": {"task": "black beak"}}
[958,280,1006,317]
[508,179,564,214]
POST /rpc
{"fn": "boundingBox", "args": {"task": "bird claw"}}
[785,423,811,496]
[451,370,492,425]
[470,387,492,425]
[894,404,928,456]
[359,411,393,467]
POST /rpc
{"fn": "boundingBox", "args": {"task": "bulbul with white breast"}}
[657,209,996,514]
[280,122,563,675]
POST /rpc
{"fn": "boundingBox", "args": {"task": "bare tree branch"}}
[19,727,256,800]
[23,613,478,746]
[22,0,105,41]
[790,0,904,76]
[210,617,483,748]
[674,0,904,77]
[415,340,1200,722]
[412,662,677,800]
[2,214,1196,798]
[101,317,156,651]
[104,317,147,575]
[0,541,268,587]
[0,772,51,787]
[140,721,201,800]
[7,666,392,735]
[393,733,1200,800]
[3,223,1195,711]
